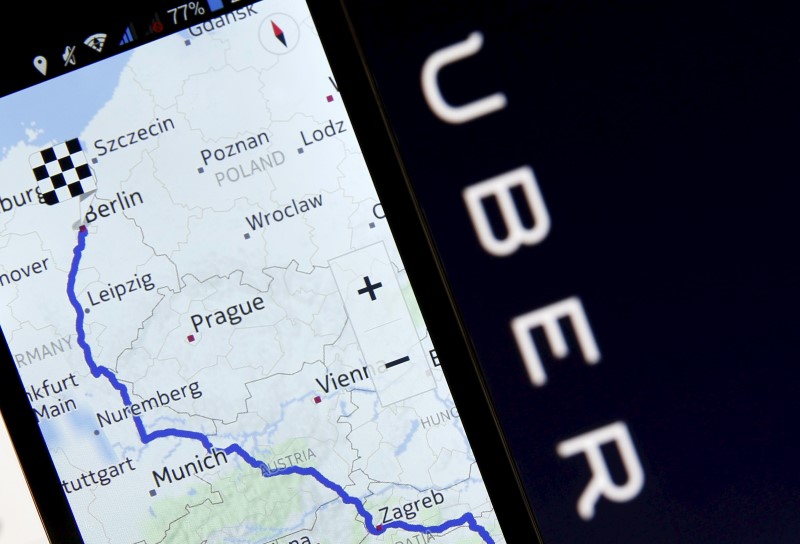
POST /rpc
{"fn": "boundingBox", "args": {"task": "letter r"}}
[557,421,645,520]
[511,296,600,386]
[463,166,551,257]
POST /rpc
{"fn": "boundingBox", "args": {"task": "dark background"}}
[344,1,800,542]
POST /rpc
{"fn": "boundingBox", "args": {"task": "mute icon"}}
[33,56,47,76]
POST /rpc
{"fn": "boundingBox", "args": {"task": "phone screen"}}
[0,1,510,542]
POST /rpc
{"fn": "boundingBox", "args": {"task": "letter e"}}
[511,296,599,386]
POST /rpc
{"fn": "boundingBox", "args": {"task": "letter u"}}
[171,467,187,481]
[239,301,254,316]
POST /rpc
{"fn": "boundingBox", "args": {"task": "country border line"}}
[66,228,495,543]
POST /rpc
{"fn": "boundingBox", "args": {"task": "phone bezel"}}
[0,1,542,541]
[307,0,542,540]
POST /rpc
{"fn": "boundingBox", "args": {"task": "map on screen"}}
[0,1,505,543]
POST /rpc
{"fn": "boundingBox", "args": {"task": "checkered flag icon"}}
[30,138,97,205]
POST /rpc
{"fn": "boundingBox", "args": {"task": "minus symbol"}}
[385,356,410,369]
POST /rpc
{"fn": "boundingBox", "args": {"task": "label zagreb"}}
[379,490,446,523]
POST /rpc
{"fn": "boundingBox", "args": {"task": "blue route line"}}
[67,228,495,543]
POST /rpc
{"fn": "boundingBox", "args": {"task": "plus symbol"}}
[357,276,383,301]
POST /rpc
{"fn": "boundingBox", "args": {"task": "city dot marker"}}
[84,307,90,314]
[94,430,100,436]
[244,233,251,240]
[197,167,204,174]
[91,157,99,164]
[376,524,383,532]
[187,334,195,343]
[184,39,191,46]
[369,222,376,229]
[313,395,322,404]
[297,147,305,154]
[326,95,334,102]
[79,225,87,233]
[149,489,157,497]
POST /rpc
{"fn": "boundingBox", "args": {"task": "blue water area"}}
[395,420,420,456]
[0,51,131,156]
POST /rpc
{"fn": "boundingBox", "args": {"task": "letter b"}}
[463,166,550,256]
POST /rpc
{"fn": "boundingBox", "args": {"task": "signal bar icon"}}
[119,24,137,46]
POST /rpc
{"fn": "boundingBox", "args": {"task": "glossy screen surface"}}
[0,2,506,542]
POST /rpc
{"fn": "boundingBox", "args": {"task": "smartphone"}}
[0,1,540,542]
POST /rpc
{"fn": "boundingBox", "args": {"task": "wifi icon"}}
[84,33,108,53]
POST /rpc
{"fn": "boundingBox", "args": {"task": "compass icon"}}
[259,13,299,55]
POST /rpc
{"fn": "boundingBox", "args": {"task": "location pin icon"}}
[33,56,47,76]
